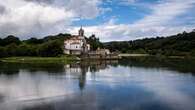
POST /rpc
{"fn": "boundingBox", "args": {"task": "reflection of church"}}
[64,63,88,90]
[64,27,90,55]
[64,60,118,90]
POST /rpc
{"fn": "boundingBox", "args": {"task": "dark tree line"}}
[0,30,195,58]
[0,33,103,58]
[103,31,195,56]
[0,33,71,57]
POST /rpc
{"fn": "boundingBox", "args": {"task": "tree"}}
[87,34,103,51]
[0,38,2,46]
[5,43,19,56]
[25,38,43,44]
[2,35,21,46]
[0,47,7,58]
[38,40,63,57]
[17,44,32,56]
[43,33,71,42]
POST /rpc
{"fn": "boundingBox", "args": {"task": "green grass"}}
[0,56,79,64]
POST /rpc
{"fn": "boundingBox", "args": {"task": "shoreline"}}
[0,55,195,63]
[119,54,195,59]
[0,56,78,64]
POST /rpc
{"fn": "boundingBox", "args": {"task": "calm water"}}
[0,57,195,110]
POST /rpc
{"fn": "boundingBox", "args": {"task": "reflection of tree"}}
[0,63,19,75]
[0,63,65,75]
[119,57,195,74]
[0,60,119,91]
[26,63,65,74]
[22,104,55,110]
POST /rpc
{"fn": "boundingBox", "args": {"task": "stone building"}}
[64,27,90,55]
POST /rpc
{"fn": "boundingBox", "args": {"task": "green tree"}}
[17,44,32,56]
[0,47,7,58]
[38,40,63,57]
[87,34,103,51]
[5,43,19,56]
[0,38,2,46]
[2,35,21,46]
[25,38,43,44]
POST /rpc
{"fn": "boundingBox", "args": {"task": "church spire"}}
[79,25,84,36]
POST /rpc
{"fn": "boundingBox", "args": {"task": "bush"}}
[38,40,63,57]
[5,43,18,56]
[0,47,7,58]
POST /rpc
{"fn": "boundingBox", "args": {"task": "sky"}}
[0,0,195,41]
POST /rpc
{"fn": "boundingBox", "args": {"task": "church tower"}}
[79,26,84,37]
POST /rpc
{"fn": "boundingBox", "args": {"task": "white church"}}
[64,27,90,55]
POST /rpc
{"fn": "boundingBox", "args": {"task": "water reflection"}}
[0,58,195,110]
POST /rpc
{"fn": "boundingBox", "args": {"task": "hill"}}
[103,31,195,56]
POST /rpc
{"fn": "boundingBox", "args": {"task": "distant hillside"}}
[103,31,195,56]
[0,33,102,57]
[0,31,195,57]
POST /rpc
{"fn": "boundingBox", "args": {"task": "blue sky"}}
[0,0,195,41]
[73,0,155,26]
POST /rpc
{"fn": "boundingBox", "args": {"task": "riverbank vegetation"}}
[104,30,195,57]
[0,56,78,63]
[0,30,194,58]
[0,34,71,57]
[0,34,102,58]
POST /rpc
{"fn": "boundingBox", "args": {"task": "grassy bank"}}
[0,56,79,64]
[119,53,195,59]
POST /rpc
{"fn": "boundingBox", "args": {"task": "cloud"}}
[66,0,102,19]
[0,0,103,39]
[0,5,7,14]
[68,19,131,42]
[133,0,195,27]
[77,0,195,41]
[0,0,194,41]
[25,0,54,4]
[0,0,71,38]
[128,0,195,38]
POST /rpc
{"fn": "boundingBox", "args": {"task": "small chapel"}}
[64,27,90,55]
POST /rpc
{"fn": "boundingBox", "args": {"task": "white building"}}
[64,27,90,55]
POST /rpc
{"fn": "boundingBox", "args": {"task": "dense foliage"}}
[104,31,195,56]
[0,33,70,57]
[86,34,103,51]
[0,31,194,58]
[38,40,63,57]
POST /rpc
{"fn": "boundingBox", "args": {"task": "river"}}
[0,57,195,110]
